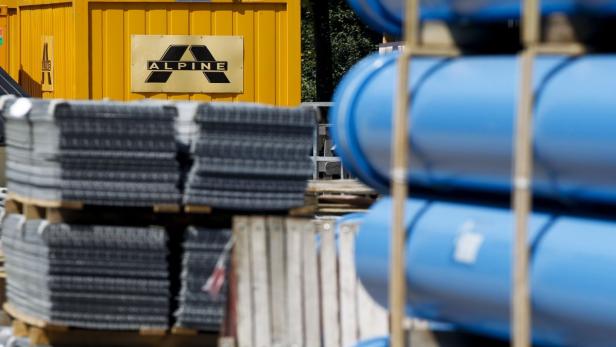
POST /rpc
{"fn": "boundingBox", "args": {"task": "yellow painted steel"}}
[0,0,300,106]
[0,5,9,73]
[0,2,20,82]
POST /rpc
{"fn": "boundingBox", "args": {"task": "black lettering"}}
[41,42,52,85]
[145,44,230,84]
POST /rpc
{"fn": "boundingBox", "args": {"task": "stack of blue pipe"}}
[348,0,616,36]
[333,1,616,346]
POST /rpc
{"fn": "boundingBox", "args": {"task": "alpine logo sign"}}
[131,35,243,93]
[146,45,230,83]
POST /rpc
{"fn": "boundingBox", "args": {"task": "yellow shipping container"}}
[0,0,300,106]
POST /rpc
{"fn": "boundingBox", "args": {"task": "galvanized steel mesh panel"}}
[1,214,170,330]
[174,227,231,331]
[3,98,181,207]
[184,103,316,211]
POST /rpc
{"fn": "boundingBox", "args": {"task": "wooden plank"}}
[288,205,316,217]
[306,180,376,195]
[513,1,541,345]
[267,216,287,347]
[24,204,43,220]
[5,303,163,336]
[339,222,358,347]
[390,0,420,346]
[170,327,198,336]
[318,208,368,215]
[250,217,272,347]
[184,205,212,214]
[4,199,20,214]
[7,193,82,209]
[233,216,254,347]
[301,220,320,347]
[285,218,304,347]
[11,319,28,337]
[317,195,375,205]
[3,303,67,331]
[533,43,585,54]
[319,219,340,347]
[152,204,181,213]
[512,47,534,347]
[6,193,179,214]
[139,328,167,336]
[15,324,217,347]
[357,283,389,341]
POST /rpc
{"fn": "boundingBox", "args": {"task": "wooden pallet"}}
[306,179,377,196]
[184,205,213,214]
[182,180,373,218]
[5,192,181,223]
[184,204,316,218]
[305,180,378,215]
[169,326,229,337]
[4,303,221,347]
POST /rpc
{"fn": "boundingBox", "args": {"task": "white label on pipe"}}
[454,220,484,265]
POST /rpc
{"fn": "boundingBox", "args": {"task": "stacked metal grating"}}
[3,98,180,206]
[184,103,316,211]
[174,227,231,331]
[1,214,170,330]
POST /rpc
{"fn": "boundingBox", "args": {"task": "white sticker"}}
[454,220,484,265]
[9,98,32,119]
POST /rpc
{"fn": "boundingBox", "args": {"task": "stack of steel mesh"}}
[174,227,231,331]
[1,215,170,330]
[184,103,315,210]
[3,98,180,206]
[131,100,199,155]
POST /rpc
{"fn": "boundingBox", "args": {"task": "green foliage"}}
[301,1,317,102]
[301,0,381,102]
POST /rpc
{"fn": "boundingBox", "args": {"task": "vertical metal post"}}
[390,0,419,347]
[313,117,319,180]
[513,1,539,347]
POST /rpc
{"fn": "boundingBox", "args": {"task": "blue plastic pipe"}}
[330,52,616,205]
[354,337,389,347]
[348,0,616,35]
[355,198,616,347]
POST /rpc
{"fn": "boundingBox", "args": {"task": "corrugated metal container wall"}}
[0,3,19,81]
[1,0,300,106]
[7,5,19,81]
[0,6,8,72]
[20,2,75,98]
